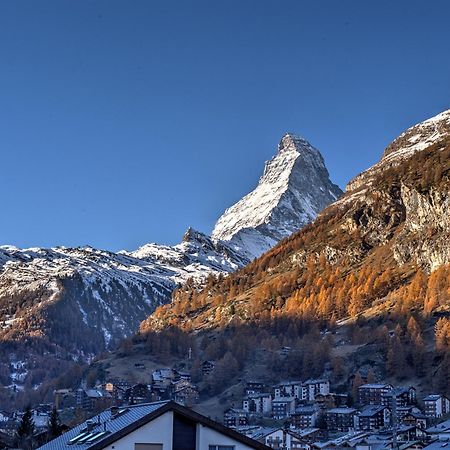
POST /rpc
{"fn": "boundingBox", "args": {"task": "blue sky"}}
[1,1,449,251]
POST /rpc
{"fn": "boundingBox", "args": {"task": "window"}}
[135,444,163,450]
[208,446,235,450]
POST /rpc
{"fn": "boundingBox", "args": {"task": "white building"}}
[305,379,330,402]
[37,401,270,450]
[243,393,273,415]
[274,381,303,399]
[424,395,450,418]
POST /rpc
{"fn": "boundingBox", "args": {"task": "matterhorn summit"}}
[212,133,342,259]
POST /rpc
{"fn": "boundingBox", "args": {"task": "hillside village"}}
[2,358,450,450]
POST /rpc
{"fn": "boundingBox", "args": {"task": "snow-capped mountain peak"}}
[211,133,342,259]
[345,109,450,197]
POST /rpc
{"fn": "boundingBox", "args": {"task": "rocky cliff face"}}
[394,184,450,271]
[212,134,342,259]
[339,109,450,272]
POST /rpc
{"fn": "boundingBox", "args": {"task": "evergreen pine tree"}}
[16,406,35,450]
[47,407,62,441]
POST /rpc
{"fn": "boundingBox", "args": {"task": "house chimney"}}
[110,406,119,419]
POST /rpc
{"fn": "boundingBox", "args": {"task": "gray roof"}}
[424,395,445,401]
[293,406,320,414]
[360,384,392,389]
[422,440,450,450]
[38,401,169,450]
[273,397,295,403]
[427,419,450,433]
[359,405,388,417]
[37,401,271,450]
[327,407,356,414]
[248,427,279,439]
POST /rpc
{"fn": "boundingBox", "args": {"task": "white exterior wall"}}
[196,423,255,450]
[101,411,173,450]
[320,382,330,395]
[445,398,450,413]
[262,396,272,413]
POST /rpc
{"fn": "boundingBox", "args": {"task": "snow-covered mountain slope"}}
[0,229,246,345]
[212,134,343,259]
[344,109,450,199]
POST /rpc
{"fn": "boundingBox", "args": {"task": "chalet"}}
[357,406,391,431]
[395,424,430,442]
[325,408,357,432]
[272,397,296,419]
[223,408,249,429]
[381,387,416,409]
[37,401,271,450]
[102,381,131,404]
[290,406,320,429]
[172,381,199,407]
[124,384,152,405]
[176,371,191,382]
[358,384,393,406]
[202,360,216,376]
[76,388,113,411]
[315,393,348,410]
[152,369,176,389]
[403,411,428,429]
[423,395,450,418]
[243,393,272,415]
[252,427,310,450]
[54,389,73,409]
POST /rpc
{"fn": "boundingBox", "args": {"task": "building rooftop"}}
[427,419,450,433]
[359,405,388,417]
[273,397,295,403]
[424,395,445,401]
[422,439,450,450]
[360,384,393,389]
[293,406,320,414]
[38,401,170,450]
[37,401,271,450]
[327,407,357,414]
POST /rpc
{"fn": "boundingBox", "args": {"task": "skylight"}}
[67,432,90,445]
